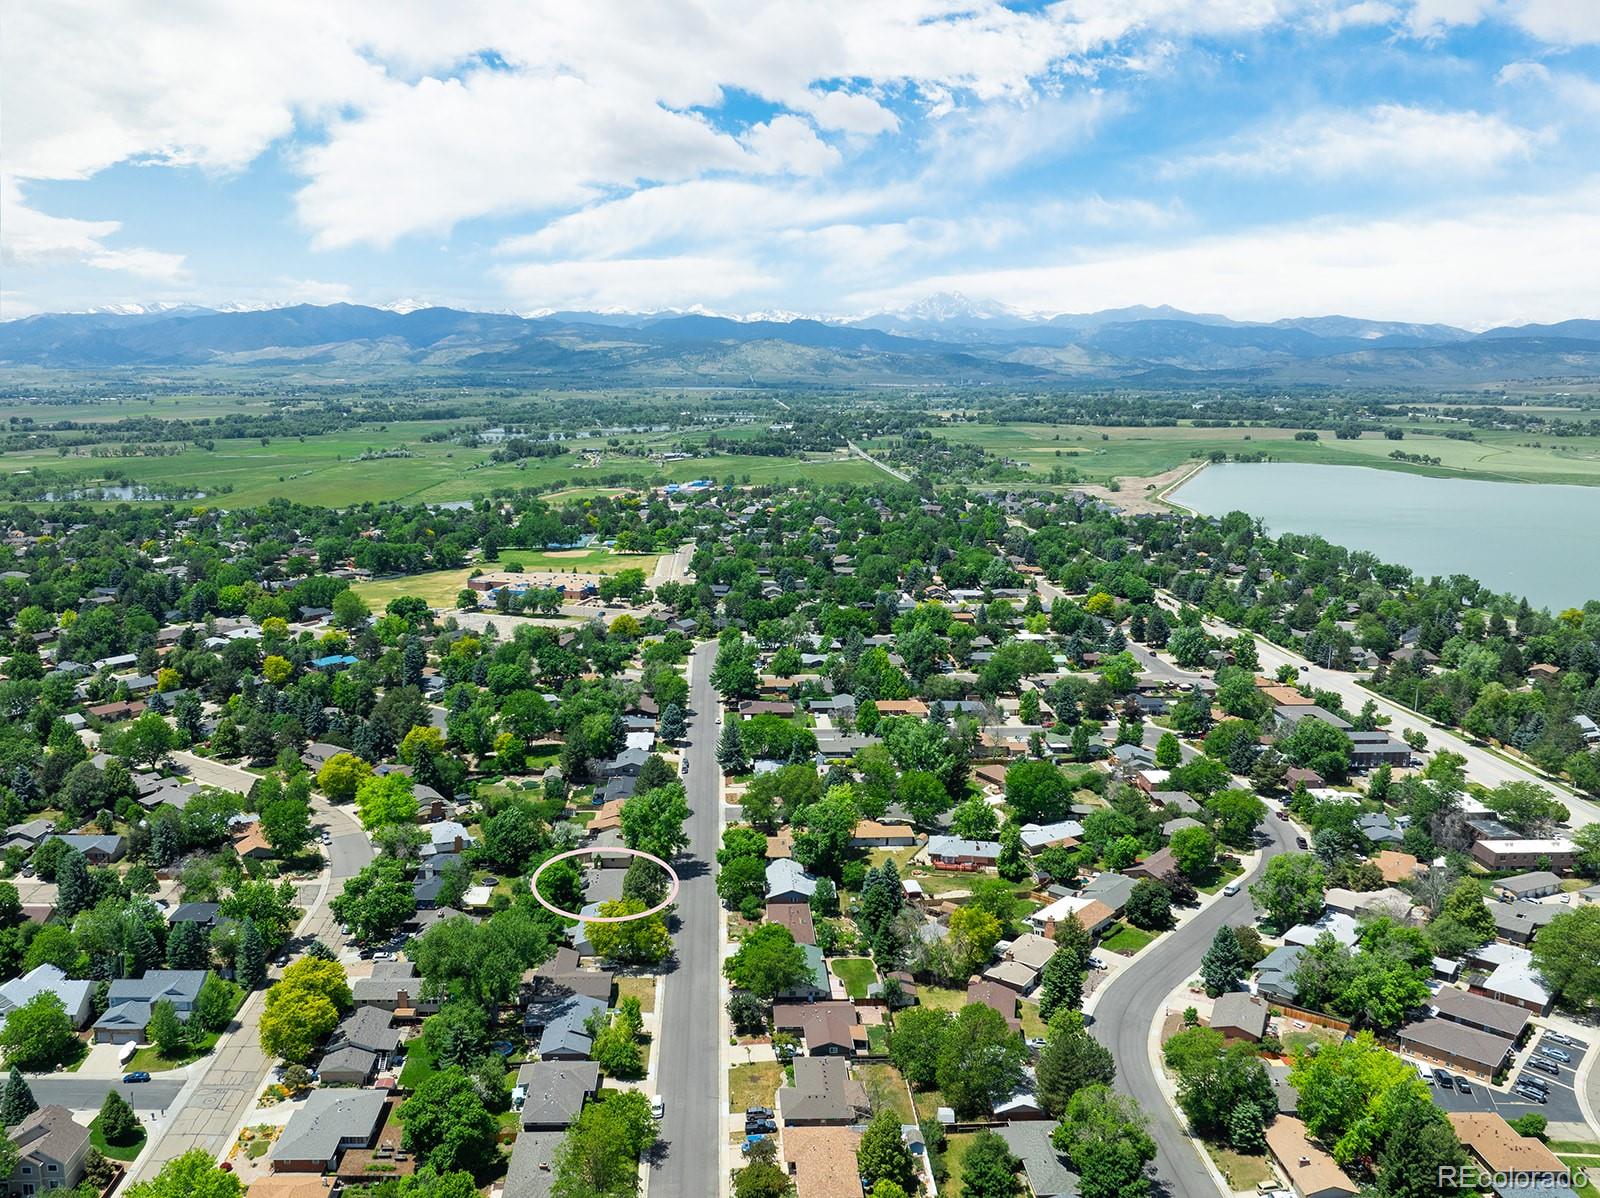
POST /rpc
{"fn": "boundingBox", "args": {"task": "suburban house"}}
[514,1060,600,1129]
[1124,846,1179,881]
[1254,944,1306,1003]
[1489,902,1560,945]
[777,1057,870,1126]
[1210,992,1270,1042]
[270,1089,388,1173]
[766,900,817,947]
[525,991,606,1060]
[783,1125,862,1198]
[317,1007,401,1086]
[966,978,1021,1032]
[772,1001,860,1056]
[93,969,207,1044]
[1370,850,1420,884]
[995,1123,1078,1198]
[46,833,124,864]
[1028,893,1115,939]
[849,820,917,849]
[766,859,819,903]
[1468,945,1554,1015]
[351,961,442,1020]
[1264,1117,1359,1198]
[0,965,95,1031]
[925,835,1002,869]
[3,1105,90,1197]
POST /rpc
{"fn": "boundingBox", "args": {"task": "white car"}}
[1222,882,1241,897]
[650,1095,665,1119]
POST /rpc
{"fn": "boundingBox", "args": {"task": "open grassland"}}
[892,420,1600,488]
[0,405,881,506]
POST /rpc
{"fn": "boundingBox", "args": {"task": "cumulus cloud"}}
[0,178,187,281]
[496,255,774,312]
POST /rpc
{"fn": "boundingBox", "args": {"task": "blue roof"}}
[311,654,358,668]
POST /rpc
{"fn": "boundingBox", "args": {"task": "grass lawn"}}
[397,1037,437,1090]
[616,975,657,1015]
[1197,858,1246,895]
[1557,1150,1600,1198]
[831,958,878,1000]
[866,1024,891,1055]
[910,1086,947,1126]
[728,1061,784,1114]
[941,1132,981,1197]
[1019,1001,1047,1040]
[1281,1025,1346,1054]
[1205,1144,1274,1190]
[1101,923,1156,955]
[914,984,969,1014]
[125,1031,220,1073]
[89,1117,146,1162]
[855,1063,915,1123]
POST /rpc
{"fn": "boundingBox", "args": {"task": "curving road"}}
[1094,812,1299,1198]
[649,641,721,1198]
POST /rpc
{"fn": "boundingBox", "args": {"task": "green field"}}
[350,551,661,608]
[885,420,1600,488]
[829,957,878,999]
[0,407,882,507]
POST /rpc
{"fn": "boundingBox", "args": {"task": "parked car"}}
[1545,1032,1576,1046]
[1514,1085,1548,1103]
[122,1072,150,1084]
[1222,882,1241,897]
[1432,1068,1454,1089]
[1530,1058,1560,1076]
[1455,1076,1472,1093]
[1541,1046,1572,1062]
[651,1095,665,1119]
[1295,836,1308,849]
[1520,1075,1550,1092]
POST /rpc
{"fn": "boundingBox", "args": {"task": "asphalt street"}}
[1095,812,1300,1198]
[648,641,720,1198]
[27,1077,183,1112]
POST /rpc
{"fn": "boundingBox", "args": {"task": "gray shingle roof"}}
[271,1089,387,1166]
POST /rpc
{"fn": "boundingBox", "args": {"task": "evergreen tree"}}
[1037,949,1085,1022]
[658,703,686,742]
[96,1089,141,1146]
[0,1067,37,1125]
[1200,925,1247,998]
[237,918,267,990]
[56,850,90,919]
[996,820,1026,882]
[166,919,209,970]
[128,918,163,975]
[717,720,750,774]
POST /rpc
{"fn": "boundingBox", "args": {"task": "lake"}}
[1169,462,1600,611]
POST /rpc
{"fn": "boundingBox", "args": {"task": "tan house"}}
[1264,1117,1359,1198]
[1448,1111,1566,1181]
[4,1106,90,1197]
[784,1125,861,1198]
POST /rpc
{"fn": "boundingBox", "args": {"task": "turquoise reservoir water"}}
[1169,463,1600,612]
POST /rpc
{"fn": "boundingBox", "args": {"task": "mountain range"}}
[4,298,1600,387]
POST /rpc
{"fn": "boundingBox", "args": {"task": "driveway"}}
[1094,812,1300,1198]
[648,641,720,1198]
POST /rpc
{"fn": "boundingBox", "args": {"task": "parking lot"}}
[1427,1032,1587,1125]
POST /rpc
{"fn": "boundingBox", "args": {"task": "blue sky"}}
[3,0,1598,328]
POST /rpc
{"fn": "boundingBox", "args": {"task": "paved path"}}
[649,641,720,1198]
[128,795,370,1180]
[167,751,261,794]
[1094,813,1299,1198]
[846,440,911,483]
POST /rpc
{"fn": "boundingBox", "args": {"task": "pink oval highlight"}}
[529,846,681,922]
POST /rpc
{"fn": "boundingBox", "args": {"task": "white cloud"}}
[801,90,900,136]
[924,92,1121,182]
[0,177,187,281]
[847,182,1600,327]
[1171,104,1535,177]
[741,116,841,177]
[1401,0,1600,42]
